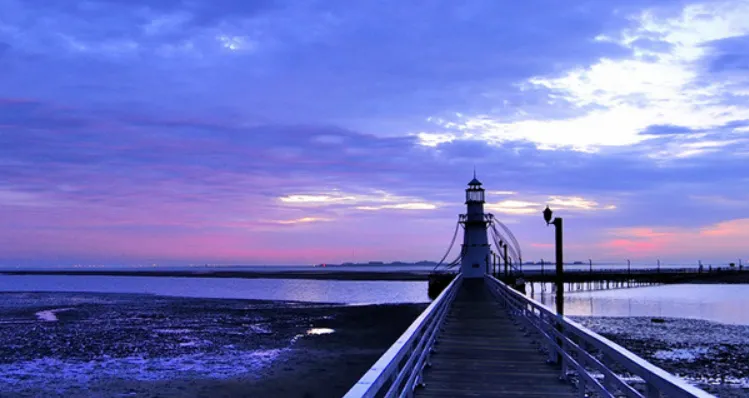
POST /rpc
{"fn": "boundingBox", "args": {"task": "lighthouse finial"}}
[473,166,476,179]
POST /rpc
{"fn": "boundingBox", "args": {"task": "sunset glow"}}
[1,0,748,266]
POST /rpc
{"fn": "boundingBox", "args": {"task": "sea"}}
[0,274,430,305]
[1,266,748,324]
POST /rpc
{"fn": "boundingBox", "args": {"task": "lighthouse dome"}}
[468,177,482,186]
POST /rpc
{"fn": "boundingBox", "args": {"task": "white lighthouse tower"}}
[461,173,491,278]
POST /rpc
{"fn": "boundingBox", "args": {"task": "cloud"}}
[272,217,331,225]
[705,34,749,73]
[640,124,697,136]
[418,1,749,153]
[0,188,57,207]
[1,1,749,265]
[600,218,749,260]
[279,190,440,212]
[357,203,437,211]
[486,195,616,216]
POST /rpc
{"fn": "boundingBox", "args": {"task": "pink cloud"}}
[598,218,749,260]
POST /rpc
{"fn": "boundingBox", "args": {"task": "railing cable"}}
[432,217,462,271]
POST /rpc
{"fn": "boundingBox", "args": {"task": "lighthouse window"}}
[466,190,484,202]
[472,263,479,268]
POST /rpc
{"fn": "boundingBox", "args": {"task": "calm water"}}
[0,264,438,273]
[3,275,749,325]
[531,283,749,325]
[0,275,429,304]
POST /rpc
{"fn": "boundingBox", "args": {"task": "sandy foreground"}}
[0,292,426,398]
[576,316,749,397]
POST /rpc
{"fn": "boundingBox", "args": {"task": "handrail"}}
[484,274,715,398]
[344,274,463,398]
[519,266,744,275]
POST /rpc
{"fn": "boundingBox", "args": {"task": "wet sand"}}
[576,316,749,397]
[107,305,427,398]
[0,292,427,397]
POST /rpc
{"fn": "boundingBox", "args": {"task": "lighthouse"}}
[461,173,491,278]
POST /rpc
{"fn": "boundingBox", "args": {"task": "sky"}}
[1,0,748,267]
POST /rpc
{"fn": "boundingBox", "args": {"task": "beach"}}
[0,292,427,397]
[576,316,749,397]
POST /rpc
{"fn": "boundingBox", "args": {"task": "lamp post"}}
[543,206,564,316]
[502,241,509,278]
[543,205,565,367]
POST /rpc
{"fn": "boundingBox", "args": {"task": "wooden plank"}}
[416,279,578,397]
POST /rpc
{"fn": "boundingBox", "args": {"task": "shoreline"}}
[4,269,749,284]
[0,269,431,281]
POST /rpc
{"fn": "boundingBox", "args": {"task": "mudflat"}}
[0,292,427,397]
[577,316,749,397]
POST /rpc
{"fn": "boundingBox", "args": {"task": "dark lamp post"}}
[542,205,564,316]
[543,205,565,366]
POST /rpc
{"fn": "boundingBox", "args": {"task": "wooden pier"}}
[345,275,713,398]
[417,279,576,397]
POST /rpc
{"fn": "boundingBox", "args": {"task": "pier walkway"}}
[416,279,575,398]
[344,274,714,398]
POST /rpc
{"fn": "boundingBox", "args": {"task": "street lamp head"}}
[543,205,553,225]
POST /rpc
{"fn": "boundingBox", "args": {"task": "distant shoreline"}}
[0,269,431,281]
[3,269,748,283]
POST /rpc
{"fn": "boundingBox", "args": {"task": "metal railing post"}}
[646,383,661,398]
[601,352,614,390]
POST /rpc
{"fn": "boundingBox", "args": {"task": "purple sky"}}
[2,0,749,266]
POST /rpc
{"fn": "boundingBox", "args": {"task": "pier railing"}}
[343,273,463,398]
[485,274,714,398]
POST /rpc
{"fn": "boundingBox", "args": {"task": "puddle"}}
[306,328,334,335]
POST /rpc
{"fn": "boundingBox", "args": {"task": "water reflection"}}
[307,328,335,335]
[529,283,749,325]
[0,275,429,305]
